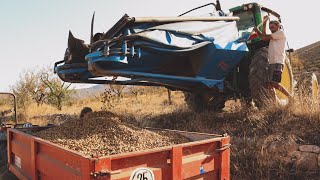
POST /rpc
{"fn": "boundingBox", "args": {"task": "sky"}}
[0,0,319,91]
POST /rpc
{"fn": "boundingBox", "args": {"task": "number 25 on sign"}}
[129,168,155,180]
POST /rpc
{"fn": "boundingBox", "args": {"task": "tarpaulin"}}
[128,21,240,50]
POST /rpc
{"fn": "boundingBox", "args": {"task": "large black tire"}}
[183,92,226,112]
[249,47,273,107]
[184,92,208,112]
[249,47,294,107]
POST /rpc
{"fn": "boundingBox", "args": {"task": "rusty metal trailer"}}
[7,128,230,180]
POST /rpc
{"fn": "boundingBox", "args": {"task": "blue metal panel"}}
[56,18,249,92]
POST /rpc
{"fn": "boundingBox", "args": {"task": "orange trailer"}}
[7,128,230,180]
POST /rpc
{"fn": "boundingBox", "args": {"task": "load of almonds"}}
[34,111,190,156]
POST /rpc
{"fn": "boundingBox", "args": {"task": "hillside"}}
[293,41,320,79]
[72,84,106,99]
[73,84,131,99]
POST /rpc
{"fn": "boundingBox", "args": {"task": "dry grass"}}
[22,89,185,125]
[25,99,102,118]
[140,94,320,179]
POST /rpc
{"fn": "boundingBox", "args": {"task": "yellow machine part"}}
[276,59,293,103]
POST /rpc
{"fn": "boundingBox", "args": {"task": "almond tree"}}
[40,69,74,110]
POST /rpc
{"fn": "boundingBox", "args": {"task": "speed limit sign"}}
[129,168,155,180]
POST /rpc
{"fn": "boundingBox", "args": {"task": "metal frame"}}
[55,2,288,102]
[88,60,224,92]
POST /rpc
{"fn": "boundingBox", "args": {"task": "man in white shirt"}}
[253,16,293,101]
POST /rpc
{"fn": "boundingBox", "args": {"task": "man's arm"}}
[254,27,272,41]
[262,16,269,34]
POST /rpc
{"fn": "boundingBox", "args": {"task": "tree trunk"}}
[167,89,172,105]
[57,97,62,110]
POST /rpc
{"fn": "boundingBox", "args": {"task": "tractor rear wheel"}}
[249,47,294,107]
[183,92,226,112]
[249,47,272,107]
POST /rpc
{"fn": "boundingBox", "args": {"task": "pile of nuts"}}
[34,111,189,156]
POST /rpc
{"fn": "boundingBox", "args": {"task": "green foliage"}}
[40,67,74,110]
[10,66,75,111]
[10,70,34,110]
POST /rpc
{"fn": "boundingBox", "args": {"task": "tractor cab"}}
[228,3,295,107]
[230,3,281,50]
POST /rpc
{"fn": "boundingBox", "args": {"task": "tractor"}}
[182,2,296,110]
[54,1,318,112]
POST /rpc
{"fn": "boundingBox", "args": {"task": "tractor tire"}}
[249,47,294,107]
[184,92,208,112]
[249,47,273,107]
[183,92,226,112]
[296,72,319,102]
